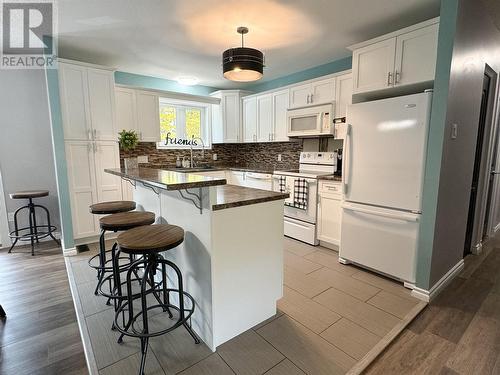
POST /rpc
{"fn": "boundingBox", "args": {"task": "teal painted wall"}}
[247,56,352,92]
[415,0,459,289]
[45,65,75,250]
[114,71,218,96]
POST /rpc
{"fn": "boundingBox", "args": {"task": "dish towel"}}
[284,177,295,205]
[293,178,308,210]
[278,176,286,193]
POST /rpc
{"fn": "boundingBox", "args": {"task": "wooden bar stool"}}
[114,224,199,375]
[88,201,136,295]
[8,190,59,256]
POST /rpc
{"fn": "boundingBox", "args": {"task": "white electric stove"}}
[273,152,337,245]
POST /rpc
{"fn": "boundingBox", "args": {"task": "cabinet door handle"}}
[93,129,97,139]
[395,70,400,84]
[387,72,393,86]
[87,129,92,141]
[306,94,310,104]
[310,93,313,103]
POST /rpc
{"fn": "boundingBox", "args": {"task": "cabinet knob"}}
[395,70,401,84]
[387,72,393,86]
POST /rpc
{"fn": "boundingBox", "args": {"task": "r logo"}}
[2,2,53,55]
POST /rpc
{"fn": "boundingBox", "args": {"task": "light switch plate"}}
[213,153,218,161]
[137,155,148,163]
[277,154,282,162]
[451,124,458,139]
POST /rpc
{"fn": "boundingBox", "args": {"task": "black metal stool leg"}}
[30,199,39,244]
[7,238,18,253]
[28,202,35,256]
[170,261,200,344]
[94,229,107,295]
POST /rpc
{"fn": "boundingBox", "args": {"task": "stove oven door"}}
[272,175,318,223]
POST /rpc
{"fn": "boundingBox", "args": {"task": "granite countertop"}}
[146,164,294,175]
[105,167,289,210]
[105,168,227,191]
[318,174,343,182]
[213,185,289,211]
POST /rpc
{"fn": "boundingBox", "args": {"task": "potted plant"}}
[118,130,139,169]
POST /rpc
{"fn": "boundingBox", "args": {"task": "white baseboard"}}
[319,240,339,251]
[411,259,464,302]
[63,246,77,256]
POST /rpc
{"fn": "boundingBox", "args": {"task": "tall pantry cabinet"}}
[58,60,123,239]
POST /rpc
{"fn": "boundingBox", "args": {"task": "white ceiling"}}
[57,0,440,89]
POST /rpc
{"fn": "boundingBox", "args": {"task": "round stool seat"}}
[99,211,155,232]
[118,224,184,254]
[10,190,49,199]
[90,200,136,215]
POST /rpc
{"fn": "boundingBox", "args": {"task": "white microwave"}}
[287,103,335,137]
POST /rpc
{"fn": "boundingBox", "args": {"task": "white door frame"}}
[486,93,500,236]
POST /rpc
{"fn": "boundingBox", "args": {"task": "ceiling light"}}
[176,76,199,86]
[222,27,264,82]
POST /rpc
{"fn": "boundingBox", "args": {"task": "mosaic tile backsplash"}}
[120,141,305,170]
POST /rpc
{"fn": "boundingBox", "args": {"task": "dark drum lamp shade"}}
[222,27,264,82]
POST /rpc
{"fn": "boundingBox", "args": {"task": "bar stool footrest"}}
[114,290,196,338]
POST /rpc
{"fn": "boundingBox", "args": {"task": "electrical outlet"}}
[451,124,458,139]
[213,153,218,161]
[7,212,14,221]
[137,155,148,163]
[277,154,282,162]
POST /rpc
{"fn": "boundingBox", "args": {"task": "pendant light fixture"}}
[222,26,264,82]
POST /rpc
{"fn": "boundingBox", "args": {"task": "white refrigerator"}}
[339,91,432,284]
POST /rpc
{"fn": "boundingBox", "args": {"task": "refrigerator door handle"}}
[342,203,419,222]
[343,124,351,195]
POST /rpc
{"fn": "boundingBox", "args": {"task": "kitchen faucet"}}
[190,136,205,168]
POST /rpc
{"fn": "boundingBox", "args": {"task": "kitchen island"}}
[105,167,288,351]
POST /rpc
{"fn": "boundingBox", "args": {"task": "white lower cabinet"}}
[65,140,122,239]
[317,181,343,246]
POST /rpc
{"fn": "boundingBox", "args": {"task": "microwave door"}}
[289,114,320,136]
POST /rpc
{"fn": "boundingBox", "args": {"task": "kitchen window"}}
[157,98,211,149]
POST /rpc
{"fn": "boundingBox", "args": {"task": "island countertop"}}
[105,167,227,191]
[106,167,289,210]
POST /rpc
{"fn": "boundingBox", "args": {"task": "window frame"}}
[156,97,212,150]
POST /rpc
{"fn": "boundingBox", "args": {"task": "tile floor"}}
[67,237,425,375]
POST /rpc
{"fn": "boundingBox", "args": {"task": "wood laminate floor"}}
[68,238,424,375]
[366,233,500,375]
[0,241,88,375]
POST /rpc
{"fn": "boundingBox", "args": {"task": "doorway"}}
[464,66,498,256]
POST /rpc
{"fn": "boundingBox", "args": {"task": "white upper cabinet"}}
[257,94,273,142]
[289,79,335,108]
[115,87,137,134]
[289,83,311,108]
[59,63,91,141]
[243,96,257,142]
[86,68,116,140]
[335,73,353,119]
[394,23,439,87]
[272,89,289,142]
[59,61,116,141]
[114,88,161,142]
[211,90,249,143]
[311,78,336,106]
[352,38,396,94]
[350,18,439,96]
[135,91,160,142]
